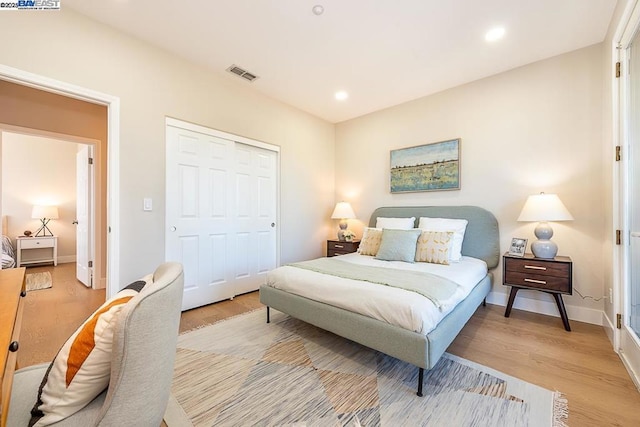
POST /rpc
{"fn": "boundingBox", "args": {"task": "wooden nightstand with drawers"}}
[502,252,573,331]
[327,240,360,257]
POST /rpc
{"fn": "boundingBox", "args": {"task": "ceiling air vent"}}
[226,65,259,82]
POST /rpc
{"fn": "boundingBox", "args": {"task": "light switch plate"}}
[143,198,152,211]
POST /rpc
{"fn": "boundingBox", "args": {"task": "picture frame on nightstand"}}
[508,237,527,257]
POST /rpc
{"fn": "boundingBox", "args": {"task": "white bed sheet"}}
[265,253,488,335]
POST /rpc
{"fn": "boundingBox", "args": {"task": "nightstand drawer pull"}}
[524,265,547,271]
[334,244,344,249]
[524,278,547,285]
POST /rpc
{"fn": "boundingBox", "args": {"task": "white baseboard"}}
[602,311,616,345]
[487,290,604,326]
[57,255,76,264]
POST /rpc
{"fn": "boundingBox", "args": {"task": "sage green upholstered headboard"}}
[369,206,500,269]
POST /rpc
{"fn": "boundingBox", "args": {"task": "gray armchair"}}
[8,262,184,427]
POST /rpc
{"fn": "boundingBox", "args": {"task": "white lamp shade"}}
[517,193,573,222]
[32,205,59,220]
[331,202,356,219]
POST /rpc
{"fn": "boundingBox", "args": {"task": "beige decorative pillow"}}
[357,227,383,256]
[415,230,454,265]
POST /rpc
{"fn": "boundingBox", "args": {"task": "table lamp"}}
[331,202,356,241]
[32,205,59,237]
[517,193,573,259]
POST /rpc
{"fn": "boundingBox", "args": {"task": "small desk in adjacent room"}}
[0,267,26,427]
[16,236,58,267]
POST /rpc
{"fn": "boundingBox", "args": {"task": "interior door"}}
[166,124,278,311]
[76,145,92,287]
[620,28,640,386]
[232,142,277,295]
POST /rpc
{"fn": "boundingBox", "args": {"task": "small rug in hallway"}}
[25,271,52,291]
[168,308,568,427]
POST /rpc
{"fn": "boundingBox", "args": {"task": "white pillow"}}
[30,275,153,426]
[417,217,468,262]
[375,216,416,230]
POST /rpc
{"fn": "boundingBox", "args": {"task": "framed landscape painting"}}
[390,138,461,193]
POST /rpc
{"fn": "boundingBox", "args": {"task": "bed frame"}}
[259,206,500,396]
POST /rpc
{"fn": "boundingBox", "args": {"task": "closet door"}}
[166,124,278,311]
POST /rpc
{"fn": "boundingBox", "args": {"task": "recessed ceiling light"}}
[485,27,505,42]
[335,91,348,101]
[312,5,324,16]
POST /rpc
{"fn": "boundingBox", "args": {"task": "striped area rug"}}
[168,308,568,427]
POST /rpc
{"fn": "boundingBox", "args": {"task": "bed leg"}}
[417,368,424,397]
[266,306,270,324]
[483,298,486,307]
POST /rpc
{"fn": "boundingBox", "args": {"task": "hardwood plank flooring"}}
[448,304,640,427]
[21,286,640,426]
[18,263,105,368]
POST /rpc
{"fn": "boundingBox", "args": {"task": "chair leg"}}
[417,367,424,397]
[266,306,270,324]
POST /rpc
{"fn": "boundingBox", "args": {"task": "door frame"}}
[0,64,120,298]
[613,0,640,390]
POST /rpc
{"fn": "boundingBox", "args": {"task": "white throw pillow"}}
[375,217,416,230]
[358,227,383,256]
[415,230,454,265]
[417,217,468,262]
[30,274,153,426]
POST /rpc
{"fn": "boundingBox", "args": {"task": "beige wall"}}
[0,9,335,286]
[1,133,77,260]
[336,44,606,320]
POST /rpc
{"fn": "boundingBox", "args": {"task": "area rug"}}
[168,308,568,427]
[25,271,52,291]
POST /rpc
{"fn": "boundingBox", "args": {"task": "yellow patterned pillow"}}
[415,230,454,265]
[357,227,383,256]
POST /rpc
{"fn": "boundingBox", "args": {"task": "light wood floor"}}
[21,285,640,426]
[18,262,105,367]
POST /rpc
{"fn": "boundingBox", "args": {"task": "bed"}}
[259,206,500,396]
[1,216,16,269]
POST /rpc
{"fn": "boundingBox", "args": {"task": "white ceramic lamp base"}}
[337,219,347,241]
[531,222,558,259]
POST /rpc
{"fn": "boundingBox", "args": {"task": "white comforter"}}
[265,253,488,335]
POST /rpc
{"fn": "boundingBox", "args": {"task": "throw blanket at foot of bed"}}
[289,258,458,309]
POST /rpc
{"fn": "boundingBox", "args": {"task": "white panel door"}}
[232,142,277,295]
[620,31,640,385]
[166,125,277,311]
[76,145,92,287]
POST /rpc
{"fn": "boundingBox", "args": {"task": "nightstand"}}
[502,252,572,331]
[327,239,360,257]
[16,236,58,267]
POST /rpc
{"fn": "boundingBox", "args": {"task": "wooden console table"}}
[0,268,26,427]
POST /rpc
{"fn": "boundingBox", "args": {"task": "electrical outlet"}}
[609,287,613,302]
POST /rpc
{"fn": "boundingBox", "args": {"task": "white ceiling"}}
[64,0,617,123]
